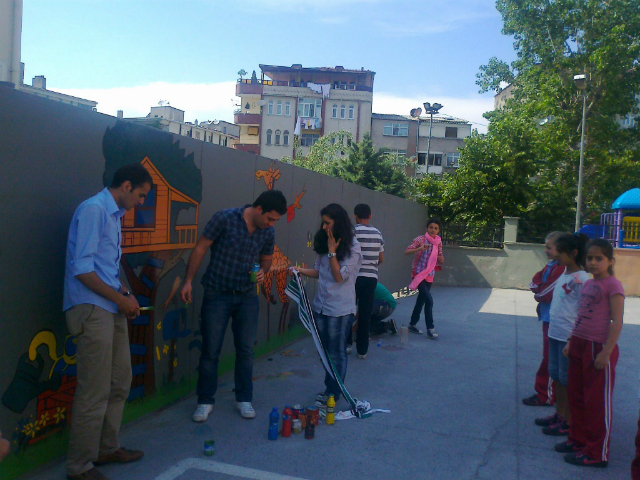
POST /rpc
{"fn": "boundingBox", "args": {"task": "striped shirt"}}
[355,224,384,279]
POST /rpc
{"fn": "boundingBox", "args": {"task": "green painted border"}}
[0,326,307,480]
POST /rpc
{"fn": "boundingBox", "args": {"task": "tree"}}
[237,69,247,80]
[332,133,411,198]
[440,0,640,228]
[281,130,352,175]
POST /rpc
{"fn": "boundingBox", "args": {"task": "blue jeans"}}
[548,337,569,386]
[314,312,354,401]
[410,280,434,329]
[197,290,259,405]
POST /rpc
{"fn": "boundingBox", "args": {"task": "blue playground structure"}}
[580,188,640,248]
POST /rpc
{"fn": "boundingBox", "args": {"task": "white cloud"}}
[57,81,494,133]
[57,81,238,123]
[373,92,494,133]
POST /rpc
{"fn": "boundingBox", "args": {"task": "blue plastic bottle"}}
[268,407,279,440]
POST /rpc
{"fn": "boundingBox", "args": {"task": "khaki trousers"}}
[65,304,132,476]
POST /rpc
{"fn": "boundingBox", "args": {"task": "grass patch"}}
[0,327,308,480]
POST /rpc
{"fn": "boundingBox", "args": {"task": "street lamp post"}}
[573,74,588,232]
[410,107,422,178]
[423,102,443,175]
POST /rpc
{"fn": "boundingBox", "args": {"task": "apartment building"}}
[371,113,472,176]
[234,64,374,159]
[128,105,239,147]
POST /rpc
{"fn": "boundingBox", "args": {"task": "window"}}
[622,115,636,128]
[276,101,282,115]
[445,127,458,138]
[389,149,407,157]
[332,104,337,118]
[247,126,259,135]
[275,129,281,145]
[195,131,201,140]
[383,123,409,136]
[134,185,156,228]
[283,130,289,145]
[268,101,273,115]
[298,98,322,118]
[417,153,426,165]
[349,82,356,90]
[300,134,320,146]
[340,105,346,119]
[447,152,460,167]
[348,105,354,119]
[285,102,291,116]
[266,129,272,145]
[428,153,443,166]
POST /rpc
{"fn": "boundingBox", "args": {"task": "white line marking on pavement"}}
[154,458,312,480]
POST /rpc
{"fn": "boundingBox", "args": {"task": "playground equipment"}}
[582,188,640,248]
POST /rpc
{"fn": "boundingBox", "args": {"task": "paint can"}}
[292,404,302,420]
[204,440,215,456]
[292,418,302,434]
[306,406,320,426]
[250,263,260,283]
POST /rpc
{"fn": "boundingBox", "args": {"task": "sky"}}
[21,0,517,133]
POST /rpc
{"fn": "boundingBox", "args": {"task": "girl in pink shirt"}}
[557,239,624,468]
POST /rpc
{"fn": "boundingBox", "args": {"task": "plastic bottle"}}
[400,325,409,344]
[326,395,335,425]
[268,407,279,440]
[282,405,292,437]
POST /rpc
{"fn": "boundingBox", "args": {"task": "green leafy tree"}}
[332,133,410,198]
[440,0,640,229]
[281,130,352,175]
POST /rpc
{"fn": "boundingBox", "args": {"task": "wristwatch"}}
[327,252,337,258]
[123,291,132,296]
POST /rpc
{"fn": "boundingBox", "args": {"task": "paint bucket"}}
[204,440,215,456]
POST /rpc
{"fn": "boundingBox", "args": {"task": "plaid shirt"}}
[201,206,275,293]
[407,235,443,278]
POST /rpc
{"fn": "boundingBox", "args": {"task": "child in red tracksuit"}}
[523,232,564,407]
[555,239,624,468]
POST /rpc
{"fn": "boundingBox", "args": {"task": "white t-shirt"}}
[548,270,591,342]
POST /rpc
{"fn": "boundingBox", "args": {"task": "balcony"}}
[234,112,262,124]
[234,144,260,155]
[236,81,263,95]
[237,78,373,95]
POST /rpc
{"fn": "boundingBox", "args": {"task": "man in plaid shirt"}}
[180,190,287,422]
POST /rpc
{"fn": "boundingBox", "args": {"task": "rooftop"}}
[372,112,471,125]
[260,64,375,75]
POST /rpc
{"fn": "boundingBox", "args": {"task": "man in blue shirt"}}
[180,190,287,423]
[64,163,151,480]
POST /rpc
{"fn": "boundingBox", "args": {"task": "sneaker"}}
[236,402,256,419]
[408,325,423,334]
[315,392,329,406]
[523,394,553,407]
[554,440,582,453]
[387,319,398,335]
[542,421,569,436]
[535,412,560,426]
[346,345,352,354]
[357,354,367,359]
[427,328,439,339]
[192,404,213,422]
[563,452,608,468]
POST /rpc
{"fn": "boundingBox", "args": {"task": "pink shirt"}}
[572,276,625,344]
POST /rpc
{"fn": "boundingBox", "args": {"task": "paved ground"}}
[25,287,640,480]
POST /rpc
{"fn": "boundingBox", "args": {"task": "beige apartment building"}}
[234,64,374,159]
[371,113,472,176]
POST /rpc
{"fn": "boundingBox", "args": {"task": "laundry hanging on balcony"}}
[307,82,331,99]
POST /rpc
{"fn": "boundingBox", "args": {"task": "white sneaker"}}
[346,345,352,354]
[193,404,213,422]
[236,402,256,419]
[427,328,439,339]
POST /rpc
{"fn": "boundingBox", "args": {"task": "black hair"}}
[110,163,153,190]
[555,232,589,268]
[253,190,287,215]
[426,217,442,231]
[354,203,371,220]
[586,239,615,275]
[313,203,355,261]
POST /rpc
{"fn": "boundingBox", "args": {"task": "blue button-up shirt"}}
[63,188,125,313]
[201,206,275,293]
[311,241,362,317]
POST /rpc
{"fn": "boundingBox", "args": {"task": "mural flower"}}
[53,407,66,424]
[23,422,40,439]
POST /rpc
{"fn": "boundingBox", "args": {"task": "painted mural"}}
[1,120,204,449]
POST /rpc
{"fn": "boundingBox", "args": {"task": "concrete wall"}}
[435,243,640,296]
[0,84,428,472]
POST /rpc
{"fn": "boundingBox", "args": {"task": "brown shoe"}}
[94,447,144,466]
[67,467,110,480]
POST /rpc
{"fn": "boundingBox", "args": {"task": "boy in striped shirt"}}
[347,204,385,359]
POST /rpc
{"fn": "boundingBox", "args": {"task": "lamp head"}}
[423,102,431,110]
[433,103,443,110]
[573,74,588,90]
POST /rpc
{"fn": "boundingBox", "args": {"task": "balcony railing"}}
[441,224,504,249]
[237,78,373,92]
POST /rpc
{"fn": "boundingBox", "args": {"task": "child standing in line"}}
[522,232,565,407]
[556,239,624,468]
[404,217,444,339]
[535,233,590,437]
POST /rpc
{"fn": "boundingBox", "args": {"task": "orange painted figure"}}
[287,188,306,223]
[255,163,281,191]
